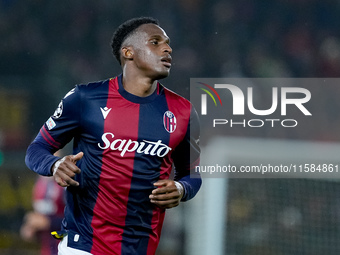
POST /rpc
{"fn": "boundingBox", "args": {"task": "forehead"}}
[134,23,169,40]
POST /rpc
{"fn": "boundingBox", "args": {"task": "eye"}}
[151,40,159,45]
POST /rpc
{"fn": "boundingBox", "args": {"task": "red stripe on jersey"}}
[90,78,140,254]
[146,87,191,253]
[40,126,61,148]
[146,154,171,254]
[164,88,191,150]
[146,207,166,255]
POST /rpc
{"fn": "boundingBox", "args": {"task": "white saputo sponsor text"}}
[98,132,172,157]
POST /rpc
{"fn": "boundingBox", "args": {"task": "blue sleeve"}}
[49,215,64,230]
[25,140,61,176]
[172,105,202,201]
[25,86,81,176]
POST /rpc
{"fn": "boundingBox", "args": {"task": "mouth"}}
[161,56,172,68]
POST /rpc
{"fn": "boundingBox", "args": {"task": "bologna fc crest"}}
[163,111,177,133]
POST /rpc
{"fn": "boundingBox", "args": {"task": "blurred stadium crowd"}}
[1,0,340,254]
[2,0,340,139]
[3,0,340,94]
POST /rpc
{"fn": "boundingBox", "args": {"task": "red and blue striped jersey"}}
[25,75,201,255]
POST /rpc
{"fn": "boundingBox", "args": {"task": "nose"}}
[164,43,172,54]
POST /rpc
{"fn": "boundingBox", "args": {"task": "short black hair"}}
[111,17,159,65]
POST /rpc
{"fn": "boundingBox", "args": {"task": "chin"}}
[155,70,170,80]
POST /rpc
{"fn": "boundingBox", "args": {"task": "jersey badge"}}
[163,111,177,133]
[53,101,63,119]
[63,88,75,99]
[100,107,112,120]
[46,117,56,130]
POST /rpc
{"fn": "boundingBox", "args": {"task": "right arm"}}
[25,87,82,186]
[25,135,62,176]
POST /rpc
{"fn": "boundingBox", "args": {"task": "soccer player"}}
[20,175,65,255]
[25,17,201,255]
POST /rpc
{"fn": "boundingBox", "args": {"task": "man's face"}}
[127,24,172,80]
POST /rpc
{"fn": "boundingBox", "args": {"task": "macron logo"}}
[100,107,112,119]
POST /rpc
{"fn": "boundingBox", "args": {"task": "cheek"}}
[141,51,152,62]
[136,49,158,67]
[142,49,157,62]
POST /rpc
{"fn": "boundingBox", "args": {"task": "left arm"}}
[150,106,202,208]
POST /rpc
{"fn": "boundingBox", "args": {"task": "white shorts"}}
[58,235,93,255]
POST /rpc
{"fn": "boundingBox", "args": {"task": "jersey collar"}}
[117,74,160,104]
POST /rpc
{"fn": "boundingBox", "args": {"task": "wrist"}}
[174,181,184,199]
[52,158,64,176]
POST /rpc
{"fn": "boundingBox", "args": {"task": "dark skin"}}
[52,24,183,209]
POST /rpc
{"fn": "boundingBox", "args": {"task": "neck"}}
[122,67,157,97]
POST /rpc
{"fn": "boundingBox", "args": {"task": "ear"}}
[121,47,133,61]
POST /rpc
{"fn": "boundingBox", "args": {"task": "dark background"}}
[1,0,340,254]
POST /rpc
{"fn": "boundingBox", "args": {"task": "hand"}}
[149,179,183,209]
[52,152,83,187]
[20,212,50,242]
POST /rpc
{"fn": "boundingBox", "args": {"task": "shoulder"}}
[66,79,112,102]
[161,84,192,108]
[76,79,111,92]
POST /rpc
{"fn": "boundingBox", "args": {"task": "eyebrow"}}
[150,34,170,44]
